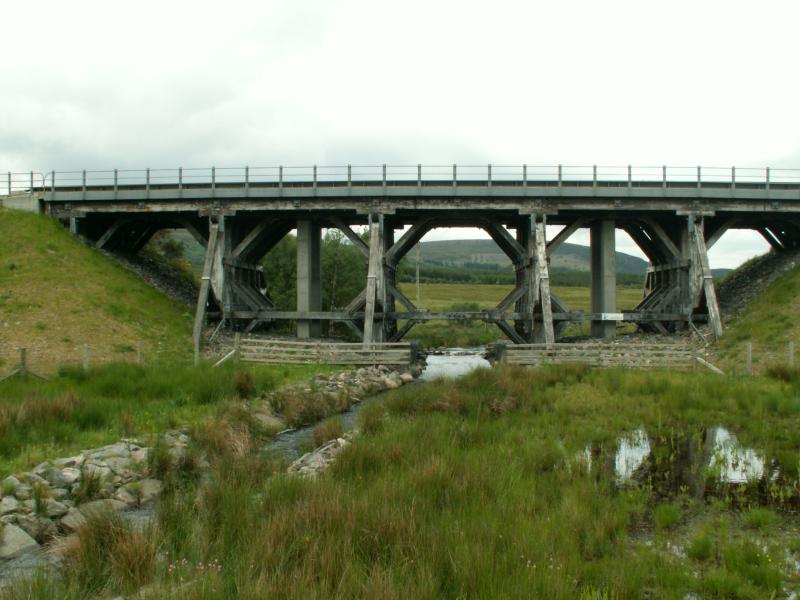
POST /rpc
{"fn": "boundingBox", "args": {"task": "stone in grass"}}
[0,524,40,560]
[60,468,81,486]
[59,507,87,533]
[399,372,414,383]
[0,496,19,516]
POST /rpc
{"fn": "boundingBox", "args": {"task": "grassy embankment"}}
[0,361,337,477]
[0,208,341,475]
[0,208,193,373]
[7,365,799,599]
[399,282,643,347]
[713,261,800,373]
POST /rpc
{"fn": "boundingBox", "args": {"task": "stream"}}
[267,348,491,461]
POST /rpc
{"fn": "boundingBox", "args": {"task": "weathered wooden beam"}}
[642,217,681,259]
[95,218,125,249]
[386,281,418,313]
[691,218,723,339]
[177,218,209,247]
[495,319,526,344]
[329,216,369,258]
[534,218,555,345]
[384,218,434,265]
[547,218,586,253]
[481,221,525,265]
[362,215,382,346]
[193,222,220,366]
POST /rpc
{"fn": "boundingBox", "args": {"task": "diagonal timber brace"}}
[193,222,220,365]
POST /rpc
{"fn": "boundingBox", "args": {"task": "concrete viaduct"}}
[5,164,800,352]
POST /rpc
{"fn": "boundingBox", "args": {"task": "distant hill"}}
[418,239,649,274]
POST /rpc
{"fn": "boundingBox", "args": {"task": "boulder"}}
[59,507,87,532]
[60,468,81,486]
[15,514,57,543]
[382,377,400,390]
[53,455,84,469]
[0,524,40,560]
[87,444,130,462]
[0,496,19,516]
[399,372,414,383]
[44,468,68,489]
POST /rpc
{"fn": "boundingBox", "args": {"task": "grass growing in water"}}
[7,364,798,598]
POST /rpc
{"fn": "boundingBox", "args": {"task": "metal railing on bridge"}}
[4,164,800,196]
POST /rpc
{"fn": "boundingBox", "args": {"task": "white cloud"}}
[0,0,793,267]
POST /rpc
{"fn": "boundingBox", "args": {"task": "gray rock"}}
[50,488,69,501]
[0,524,40,560]
[53,455,84,469]
[59,507,87,532]
[399,372,414,383]
[15,515,56,543]
[60,468,81,485]
[104,456,133,474]
[383,377,400,390]
[0,497,19,516]
[14,485,31,501]
[87,444,130,462]
[45,501,69,519]
[82,463,112,481]
[44,468,67,489]
[1,476,21,491]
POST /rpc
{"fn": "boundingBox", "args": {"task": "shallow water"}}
[268,348,489,461]
[611,425,776,499]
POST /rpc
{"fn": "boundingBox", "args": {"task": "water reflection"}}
[613,426,766,488]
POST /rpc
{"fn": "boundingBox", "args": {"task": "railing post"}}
[417,163,421,189]
[487,164,492,188]
[523,164,527,189]
[29,171,33,191]
[82,169,87,200]
[146,168,150,196]
[347,164,352,188]
[592,164,597,190]
[178,167,183,192]
[278,165,283,190]
[766,166,770,192]
[244,165,249,195]
[627,164,632,189]
[452,164,457,188]
[211,166,216,193]
[114,168,118,196]
[731,166,736,190]
[557,164,562,188]
[662,165,667,190]
[6,171,10,195]
[313,165,318,191]
[382,164,387,188]
[51,171,55,197]
[697,165,701,190]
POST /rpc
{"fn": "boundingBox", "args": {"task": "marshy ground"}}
[3,363,798,599]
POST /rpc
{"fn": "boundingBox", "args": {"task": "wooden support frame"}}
[690,217,723,339]
[362,215,383,346]
[193,221,220,365]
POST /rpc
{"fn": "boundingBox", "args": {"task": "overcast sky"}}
[3,0,800,268]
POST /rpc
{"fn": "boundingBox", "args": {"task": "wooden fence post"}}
[789,341,795,370]
[746,342,752,375]
[83,344,90,372]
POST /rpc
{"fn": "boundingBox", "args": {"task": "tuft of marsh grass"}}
[313,417,344,447]
[653,502,682,531]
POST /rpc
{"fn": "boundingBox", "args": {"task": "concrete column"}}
[297,220,321,338]
[590,219,616,338]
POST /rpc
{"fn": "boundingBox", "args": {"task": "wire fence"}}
[3,164,800,195]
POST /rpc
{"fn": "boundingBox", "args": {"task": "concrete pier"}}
[296,221,321,338]
[591,219,616,338]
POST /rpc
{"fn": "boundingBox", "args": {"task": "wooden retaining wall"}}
[492,342,702,370]
[235,338,418,367]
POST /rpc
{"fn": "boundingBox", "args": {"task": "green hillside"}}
[417,239,650,273]
[0,208,193,373]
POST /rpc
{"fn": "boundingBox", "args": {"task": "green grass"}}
[0,208,194,373]
[7,365,798,599]
[397,283,644,347]
[0,361,334,476]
